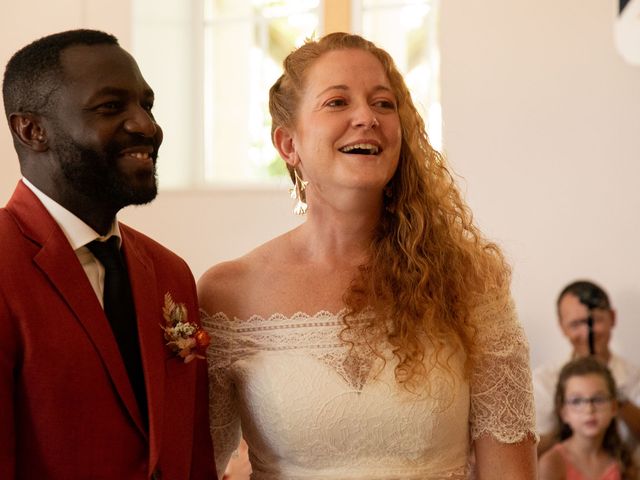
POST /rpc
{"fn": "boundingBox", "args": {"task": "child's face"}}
[561,373,617,438]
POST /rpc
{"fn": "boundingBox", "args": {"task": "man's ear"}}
[273,126,298,167]
[9,113,48,152]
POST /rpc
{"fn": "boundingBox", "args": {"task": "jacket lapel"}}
[121,226,165,471]
[7,183,146,436]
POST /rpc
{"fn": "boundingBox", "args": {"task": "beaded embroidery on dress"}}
[203,294,536,480]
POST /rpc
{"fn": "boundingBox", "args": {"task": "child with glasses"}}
[539,356,636,479]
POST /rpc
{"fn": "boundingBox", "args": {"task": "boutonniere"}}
[162,293,210,363]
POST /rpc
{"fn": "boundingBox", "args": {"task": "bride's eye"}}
[325,98,347,108]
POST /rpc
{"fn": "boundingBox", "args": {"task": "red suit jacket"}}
[0,182,217,479]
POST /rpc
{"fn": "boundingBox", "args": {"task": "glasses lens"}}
[566,395,611,409]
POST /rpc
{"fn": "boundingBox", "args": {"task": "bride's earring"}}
[289,169,308,215]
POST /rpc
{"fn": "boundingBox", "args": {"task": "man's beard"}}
[55,132,159,209]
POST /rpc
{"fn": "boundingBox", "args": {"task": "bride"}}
[199,32,537,479]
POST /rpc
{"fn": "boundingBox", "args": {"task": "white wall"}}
[440,0,640,367]
[0,0,132,203]
[2,0,639,369]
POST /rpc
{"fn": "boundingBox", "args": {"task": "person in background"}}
[199,32,537,479]
[534,280,640,458]
[539,356,636,479]
[0,29,216,479]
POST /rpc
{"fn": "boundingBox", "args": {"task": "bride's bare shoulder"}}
[197,234,293,316]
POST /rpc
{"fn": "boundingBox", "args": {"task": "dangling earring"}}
[289,169,308,215]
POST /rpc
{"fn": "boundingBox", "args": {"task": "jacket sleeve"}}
[190,352,218,479]
[0,290,17,479]
[183,267,218,480]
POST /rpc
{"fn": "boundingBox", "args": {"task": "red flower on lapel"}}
[161,293,210,363]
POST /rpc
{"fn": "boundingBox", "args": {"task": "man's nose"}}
[124,105,158,137]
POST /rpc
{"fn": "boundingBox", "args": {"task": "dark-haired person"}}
[534,280,640,459]
[199,32,537,479]
[539,357,636,480]
[0,30,216,479]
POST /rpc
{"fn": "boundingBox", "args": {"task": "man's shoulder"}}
[119,223,183,262]
[119,223,196,285]
[609,352,640,383]
[610,352,640,369]
[0,206,38,256]
[0,206,16,231]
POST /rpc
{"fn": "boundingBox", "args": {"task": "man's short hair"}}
[2,29,119,119]
[557,280,611,314]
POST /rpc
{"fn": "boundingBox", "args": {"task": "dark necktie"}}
[87,237,148,427]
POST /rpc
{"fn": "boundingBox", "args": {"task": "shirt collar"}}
[22,178,121,250]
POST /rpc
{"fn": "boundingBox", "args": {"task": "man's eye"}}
[569,319,587,329]
[97,101,122,112]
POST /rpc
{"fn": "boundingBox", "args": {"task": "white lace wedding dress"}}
[203,295,535,480]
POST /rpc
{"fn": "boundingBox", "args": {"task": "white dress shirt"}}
[22,178,121,307]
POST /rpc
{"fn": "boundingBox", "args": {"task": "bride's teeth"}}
[341,143,379,154]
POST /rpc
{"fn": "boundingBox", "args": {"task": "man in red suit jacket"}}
[0,30,217,479]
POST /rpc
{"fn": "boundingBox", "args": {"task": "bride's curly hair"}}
[269,32,510,385]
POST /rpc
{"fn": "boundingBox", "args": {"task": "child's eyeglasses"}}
[564,395,613,410]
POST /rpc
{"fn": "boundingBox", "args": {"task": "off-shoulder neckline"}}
[200,309,349,324]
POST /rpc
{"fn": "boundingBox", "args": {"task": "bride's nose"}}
[351,104,379,129]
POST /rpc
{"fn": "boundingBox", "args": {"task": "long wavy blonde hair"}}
[269,32,510,385]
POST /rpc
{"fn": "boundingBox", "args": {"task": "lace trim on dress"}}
[468,295,538,444]
[203,309,380,390]
[202,299,537,477]
[203,310,384,476]
[204,304,537,443]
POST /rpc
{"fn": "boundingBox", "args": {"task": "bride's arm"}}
[474,434,537,479]
[469,292,538,479]
[198,265,245,479]
[201,310,243,478]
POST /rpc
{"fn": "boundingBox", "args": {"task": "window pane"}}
[362,0,428,6]
[132,0,440,187]
[203,0,320,184]
[360,0,442,151]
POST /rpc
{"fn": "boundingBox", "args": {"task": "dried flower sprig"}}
[162,293,210,363]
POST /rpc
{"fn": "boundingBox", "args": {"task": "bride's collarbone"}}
[233,262,358,318]
[243,292,346,320]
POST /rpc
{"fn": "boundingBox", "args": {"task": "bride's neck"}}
[293,214,377,267]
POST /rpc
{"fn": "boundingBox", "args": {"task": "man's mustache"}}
[106,138,160,160]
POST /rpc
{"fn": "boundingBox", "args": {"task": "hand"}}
[222,438,252,480]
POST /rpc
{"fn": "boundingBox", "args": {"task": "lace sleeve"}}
[469,293,537,444]
[202,311,242,479]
